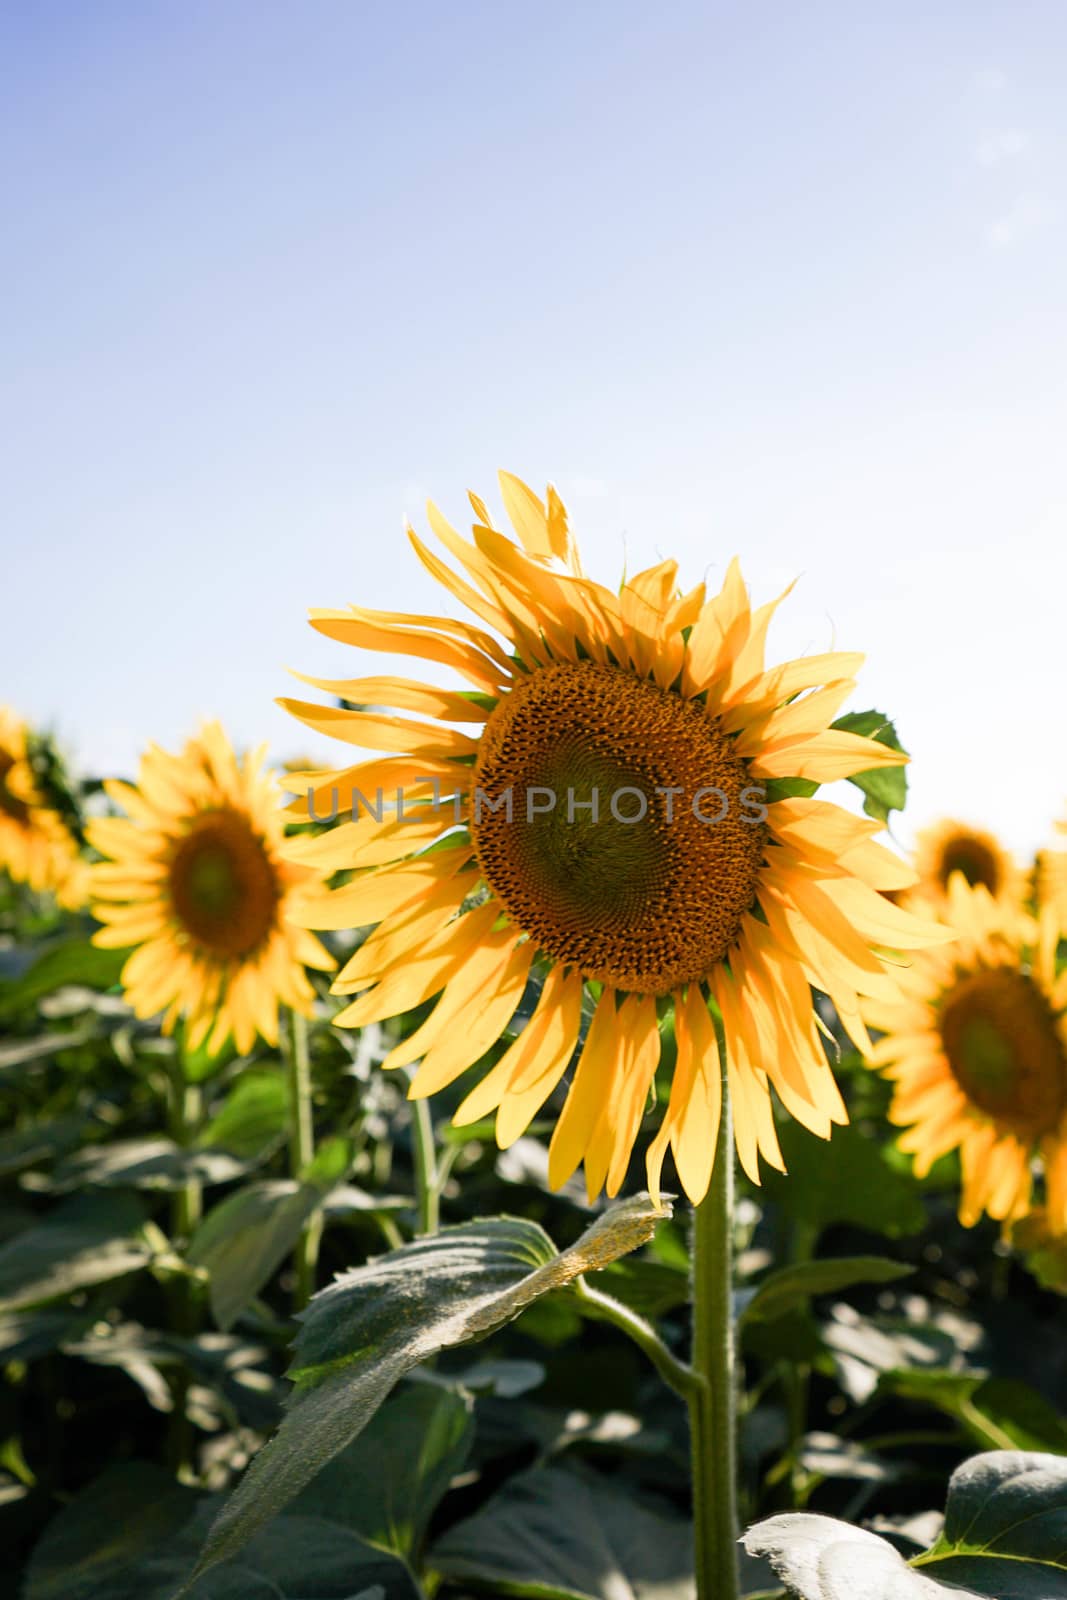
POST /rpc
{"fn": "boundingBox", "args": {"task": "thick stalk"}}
[689,1086,740,1600]
[285,1008,320,1309]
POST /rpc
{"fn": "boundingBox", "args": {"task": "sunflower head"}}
[864,877,1067,1232]
[88,722,333,1055]
[0,706,87,910]
[912,817,1021,908]
[282,472,947,1206]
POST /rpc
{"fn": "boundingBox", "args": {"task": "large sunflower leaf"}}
[830,710,907,823]
[742,1449,1067,1597]
[429,1464,694,1599]
[23,1462,420,1600]
[288,1383,473,1560]
[186,1194,669,1589]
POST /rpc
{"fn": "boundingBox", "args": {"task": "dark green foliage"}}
[4,852,1067,1600]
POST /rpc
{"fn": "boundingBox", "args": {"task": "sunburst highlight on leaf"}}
[88,722,333,1055]
[282,472,947,1205]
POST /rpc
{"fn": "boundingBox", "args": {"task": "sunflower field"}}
[4,476,1067,1600]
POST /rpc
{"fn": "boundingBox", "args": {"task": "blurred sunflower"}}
[1035,809,1067,924]
[0,706,87,909]
[864,877,1067,1231]
[282,472,946,1205]
[913,817,1021,907]
[89,723,333,1055]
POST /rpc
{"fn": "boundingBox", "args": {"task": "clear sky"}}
[3,2,1066,862]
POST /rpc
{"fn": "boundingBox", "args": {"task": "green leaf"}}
[822,1306,981,1404]
[23,1461,421,1599]
[0,940,124,1019]
[764,777,820,803]
[289,1383,473,1559]
[199,1069,291,1159]
[761,1120,927,1240]
[830,709,907,822]
[743,1448,1067,1597]
[0,1028,98,1077]
[0,1307,94,1363]
[189,1194,669,1586]
[444,1357,546,1397]
[795,1431,903,1486]
[189,1169,345,1333]
[878,1369,1067,1454]
[0,1192,151,1312]
[0,1113,90,1176]
[177,1026,238,1084]
[740,1257,913,1326]
[430,1464,694,1599]
[49,1138,250,1193]
[57,1321,285,1430]
[1013,1218,1067,1295]
[594,1257,690,1319]
[303,1135,356,1186]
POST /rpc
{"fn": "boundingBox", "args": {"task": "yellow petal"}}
[408,936,534,1097]
[547,990,619,1191]
[451,965,579,1131]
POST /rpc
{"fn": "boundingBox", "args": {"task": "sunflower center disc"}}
[470,660,767,995]
[939,836,1001,893]
[168,808,279,958]
[939,967,1067,1133]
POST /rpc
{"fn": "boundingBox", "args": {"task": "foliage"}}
[3,865,1067,1600]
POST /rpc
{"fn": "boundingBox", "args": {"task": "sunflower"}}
[88,723,333,1055]
[1035,808,1067,924]
[282,472,946,1205]
[863,877,1067,1231]
[0,705,87,909]
[912,817,1021,907]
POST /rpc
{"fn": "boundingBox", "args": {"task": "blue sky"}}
[3,2,1066,860]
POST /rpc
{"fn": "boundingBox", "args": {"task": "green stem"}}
[285,1008,320,1310]
[411,1091,440,1235]
[573,1277,700,1401]
[170,1075,203,1240]
[167,1068,202,1479]
[783,1217,817,1501]
[689,1085,740,1600]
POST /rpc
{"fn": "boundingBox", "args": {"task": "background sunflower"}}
[0,705,87,910]
[912,816,1023,909]
[864,876,1067,1231]
[1036,809,1067,924]
[88,721,333,1055]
